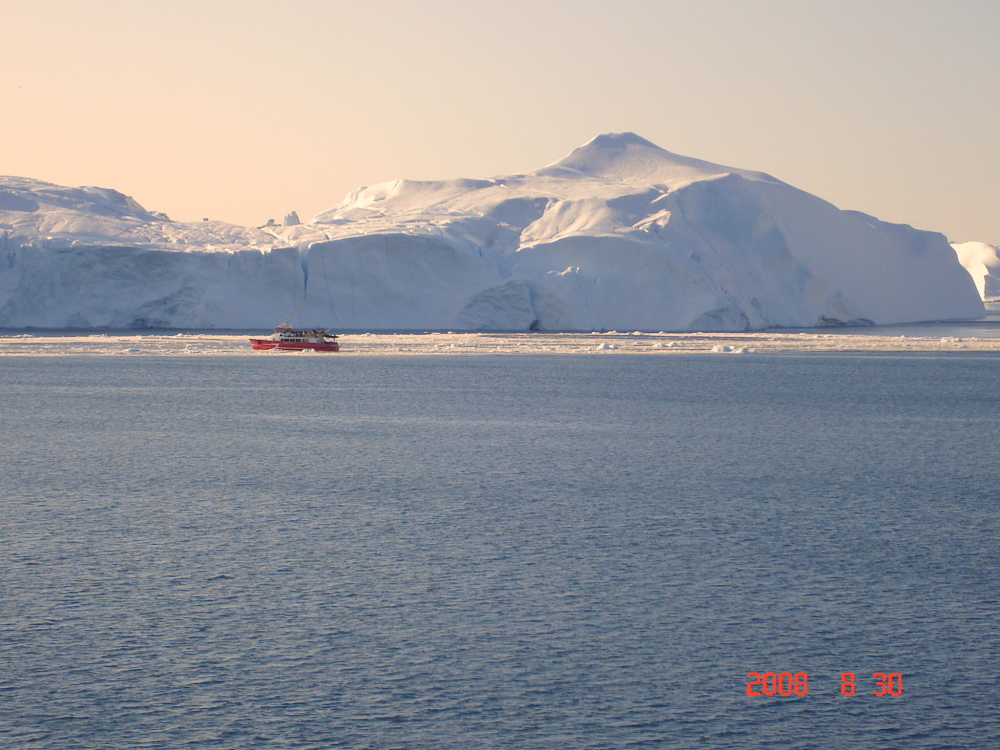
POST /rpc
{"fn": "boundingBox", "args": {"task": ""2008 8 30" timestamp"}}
[746,672,903,697]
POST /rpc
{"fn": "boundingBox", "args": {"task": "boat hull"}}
[249,339,340,352]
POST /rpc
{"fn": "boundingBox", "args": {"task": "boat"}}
[249,324,340,352]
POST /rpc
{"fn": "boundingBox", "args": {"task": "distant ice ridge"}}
[952,241,1000,300]
[0,133,985,330]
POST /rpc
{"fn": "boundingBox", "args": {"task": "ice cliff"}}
[0,133,985,330]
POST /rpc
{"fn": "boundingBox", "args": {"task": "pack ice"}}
[0,133,985,330]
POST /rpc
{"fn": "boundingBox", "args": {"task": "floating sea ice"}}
[595,342,617,350]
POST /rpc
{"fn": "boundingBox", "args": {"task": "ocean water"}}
[2,353,998,749]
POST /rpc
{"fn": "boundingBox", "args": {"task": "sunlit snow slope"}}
[0,133,984,330]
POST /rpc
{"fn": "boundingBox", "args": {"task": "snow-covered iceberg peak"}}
[0,175,155,220]
[535,131,781,187]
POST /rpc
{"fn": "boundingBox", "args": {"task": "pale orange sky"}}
[3,0,997,244]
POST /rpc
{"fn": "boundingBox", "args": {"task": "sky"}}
[3,0,998,244]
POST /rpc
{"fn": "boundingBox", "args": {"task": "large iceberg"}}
[0,133,984,330]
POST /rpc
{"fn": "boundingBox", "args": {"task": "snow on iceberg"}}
[0,134,985,330]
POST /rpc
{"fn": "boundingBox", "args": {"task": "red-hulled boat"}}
[250,324,340,352]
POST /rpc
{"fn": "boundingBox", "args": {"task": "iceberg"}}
[952,241,1000,300]
[0,133,984,330]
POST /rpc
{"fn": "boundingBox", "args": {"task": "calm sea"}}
[2,353,998,749]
